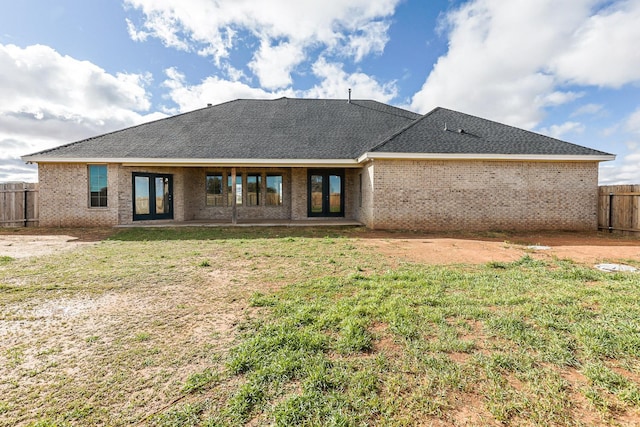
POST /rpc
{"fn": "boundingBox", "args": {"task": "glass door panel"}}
[329,175,342,213]
[155,177,170,214]
[308,170,344,217]
[134,176,150,215]
[227,175,243,206]
[133,173,173,220]
[310,175,324,214]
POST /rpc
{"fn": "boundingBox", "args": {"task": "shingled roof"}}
[23,98,613,162]
[370,107,612,156]
[24,98,420,160]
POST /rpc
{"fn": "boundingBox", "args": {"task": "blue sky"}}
[1,0,639,183]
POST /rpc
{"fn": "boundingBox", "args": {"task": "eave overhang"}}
[20,156,362,168]
[22,152,616,167]
[356,152,616,163]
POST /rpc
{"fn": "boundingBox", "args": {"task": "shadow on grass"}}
[108,226,366,241]
[107,226,640,246]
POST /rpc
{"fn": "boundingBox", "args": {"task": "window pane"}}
[228,175,242,206]
[329,175,341,213]
[135,176,150,215]
[155,177,170,214]
[247,174,261,206]
[88,165,107,207]
[310,175,323,213]
[266,175,283,206]
[206,174,223,206]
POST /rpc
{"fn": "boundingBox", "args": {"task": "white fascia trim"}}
[22,157,362,168]
[357,152,616,163]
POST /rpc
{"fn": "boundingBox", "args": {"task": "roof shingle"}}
[24,98,612,160]
[27,98,420,160]
[371,107,611,156]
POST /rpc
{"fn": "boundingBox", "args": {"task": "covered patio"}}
[115,218,362,228]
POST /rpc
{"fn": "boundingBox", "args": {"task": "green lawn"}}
[1,228,639,426]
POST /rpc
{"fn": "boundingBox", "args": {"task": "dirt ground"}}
[360,230,640,266]
[0,228,115,258]
[2,228,638,266]
[1,227,640,425]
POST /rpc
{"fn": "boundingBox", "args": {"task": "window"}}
[266,175,283,206]
[228,175,242,206]
[206,174,223,206]
[89,165,107,207]
[247,174,261,206]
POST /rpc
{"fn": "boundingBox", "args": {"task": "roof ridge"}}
[364,107,442,154]
[350,100,421,120]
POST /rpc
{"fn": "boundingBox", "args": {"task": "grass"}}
[1,227,639,426]
[195,254,640,425]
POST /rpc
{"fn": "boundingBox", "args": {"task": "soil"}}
[0,228,115,258]
[1,227,639,425]
[357,230,640,266]
[2,228,639,265]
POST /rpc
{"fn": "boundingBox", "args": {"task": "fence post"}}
[608,192,614,233]
[24,184,28,227]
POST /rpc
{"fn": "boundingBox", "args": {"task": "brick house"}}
[22,97,614,230]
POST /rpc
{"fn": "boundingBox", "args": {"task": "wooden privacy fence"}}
[0,182,39,227]
[598,185,640,233]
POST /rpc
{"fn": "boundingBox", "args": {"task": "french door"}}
[132,173,173,220]
[308,169,344,217]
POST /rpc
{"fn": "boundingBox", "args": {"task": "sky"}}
[1,0,639,184]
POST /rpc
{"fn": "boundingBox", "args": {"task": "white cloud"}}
[162,67,293,112]
[303,58,397,102]
[538,121,585,139]
[248,39,305,90]
[411,0,640,129]
[126,18,149,42]
[550,0,640,87]
[571,103,604,117]
[163,60,397,113]
[124,0,400,90]
[345,20,390,62]
[538,91,584,108]
[0,43,161,182]
[626,108,640,135]
[599,152,640,184]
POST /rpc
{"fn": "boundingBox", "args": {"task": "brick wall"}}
[290,168,307,220]
[118,166,187,224]
[291,168,359,220]
[355,163,374,226]
[344,169,358,220]
[38,160,596,230]
[368,159,599,231]
[38,163,119,227]
[187,167,292,221]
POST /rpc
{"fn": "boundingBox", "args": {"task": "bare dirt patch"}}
[360,231,640,265]
[0,227,114,258]
[3,227,638,266]
[0,235,97,259]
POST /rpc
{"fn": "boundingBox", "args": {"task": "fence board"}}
[0,182,39,227]
[599,185,640,234]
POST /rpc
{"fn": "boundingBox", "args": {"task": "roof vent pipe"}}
[348,88,351,103]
